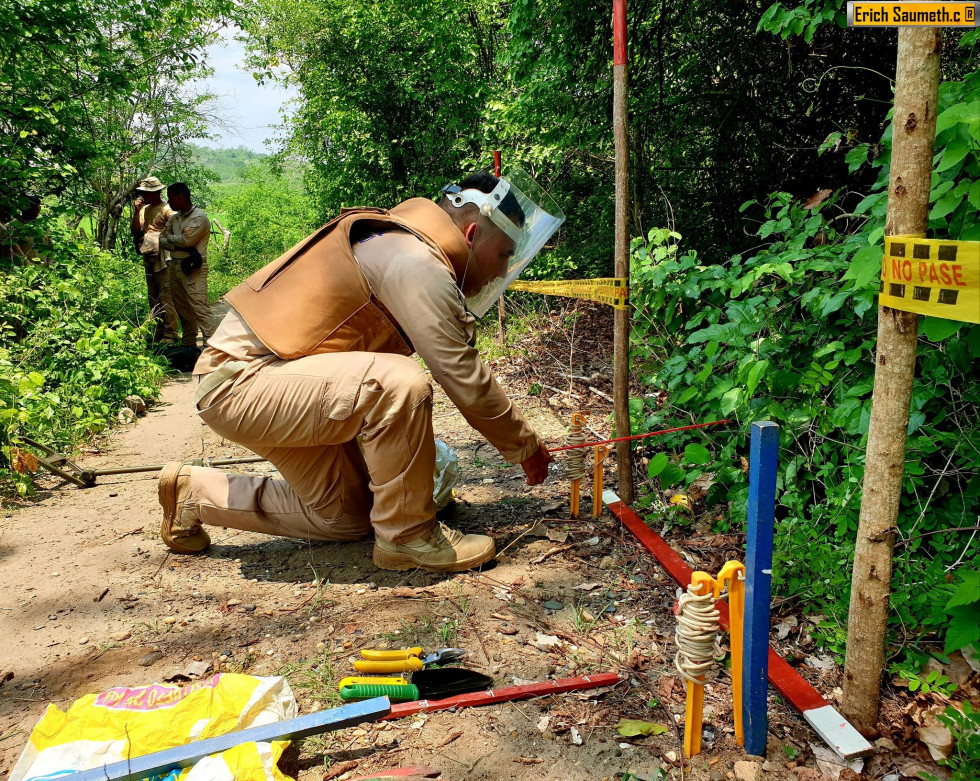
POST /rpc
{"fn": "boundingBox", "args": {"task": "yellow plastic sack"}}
[11,673,298,781]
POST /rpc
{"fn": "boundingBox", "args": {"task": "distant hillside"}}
[190,144,268,183]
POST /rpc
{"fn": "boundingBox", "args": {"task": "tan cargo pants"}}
[143,257,179,342]
[170,261,214,347]
[188,351,437,544]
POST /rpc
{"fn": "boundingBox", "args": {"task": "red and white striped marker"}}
[386,673,620,720]
[603,490,873,762]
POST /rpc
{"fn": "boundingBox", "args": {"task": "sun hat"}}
[136,176,166,193]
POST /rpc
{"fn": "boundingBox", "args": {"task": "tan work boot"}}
[158,462,211,554]
[373,522,495,572]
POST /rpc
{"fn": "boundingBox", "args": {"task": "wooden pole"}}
[612,0,634,503]
[494,150,507,344]
[841,26,941,736]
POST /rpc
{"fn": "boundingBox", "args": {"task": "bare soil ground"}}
[0,303,945,780]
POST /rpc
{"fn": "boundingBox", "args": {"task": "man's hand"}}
[521,442,553,486]
[133,196,145,211]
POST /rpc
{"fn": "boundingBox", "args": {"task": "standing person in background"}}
[160,182,213,349]
[129,177,178,343]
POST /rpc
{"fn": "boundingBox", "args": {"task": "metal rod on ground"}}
[66,697,391,781]
[743,421,779,756]
[612,0,634,504]
[14,436,266,487]
[92,456,265,477]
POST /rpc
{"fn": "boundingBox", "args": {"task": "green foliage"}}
[936,702,980,780]
[189,144,270,184]
[245,0,500,218]
[628,68,980,646]
[944,567,980,655]
[242,0,938,279]
[0,223,164,493]
[0,0,234,247]
[207,161,318,298]
[894,666,956,697]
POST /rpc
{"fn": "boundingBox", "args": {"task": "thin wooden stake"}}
[612,0,634,503]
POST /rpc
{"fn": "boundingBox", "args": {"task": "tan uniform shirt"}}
[159,205,210,259]
[201,229,539,464]
[137,203,174,272]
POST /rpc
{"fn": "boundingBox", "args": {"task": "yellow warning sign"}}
[879,237,980,324]
[508,278,629,309]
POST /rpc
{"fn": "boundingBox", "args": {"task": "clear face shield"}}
[443,168,565,318]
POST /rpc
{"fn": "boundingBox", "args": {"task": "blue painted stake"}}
[742,421,778,756]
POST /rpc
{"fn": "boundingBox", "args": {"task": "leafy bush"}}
[207,162,317,299]
[627,71,979,648]
[0,222,164,494]
[923,702,980,781]
[944,567,980,655]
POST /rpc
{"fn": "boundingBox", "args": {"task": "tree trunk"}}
[613,0,634,503]
[95,194,125,250]
[841,26,942,736]
[95,207,110,248]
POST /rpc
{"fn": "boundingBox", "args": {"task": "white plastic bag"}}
[433,438,459,509]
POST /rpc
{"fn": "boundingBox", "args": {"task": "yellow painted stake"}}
[592,445,610,518]
[684,672,706,758]
[571,479,581,519]
[683,571,718,759]
[718,560,746,746]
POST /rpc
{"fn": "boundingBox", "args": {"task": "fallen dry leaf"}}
[323,759,359,780]
[803,188,833,210]
[918,716,953,762]
[9,447,38,475]
[439,729,463,747]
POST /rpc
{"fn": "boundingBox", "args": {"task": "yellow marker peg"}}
[567,413,588,519]
[717,560,746,746]
[683,571,718,759]
[592,445,610,518]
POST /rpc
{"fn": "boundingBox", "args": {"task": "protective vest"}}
[225,198,469,360]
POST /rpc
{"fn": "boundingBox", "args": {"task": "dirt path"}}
[0,356,854,780]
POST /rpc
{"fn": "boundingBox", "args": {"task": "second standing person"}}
[160,182,214,349]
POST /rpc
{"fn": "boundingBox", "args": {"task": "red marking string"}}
[548,419,730,453]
